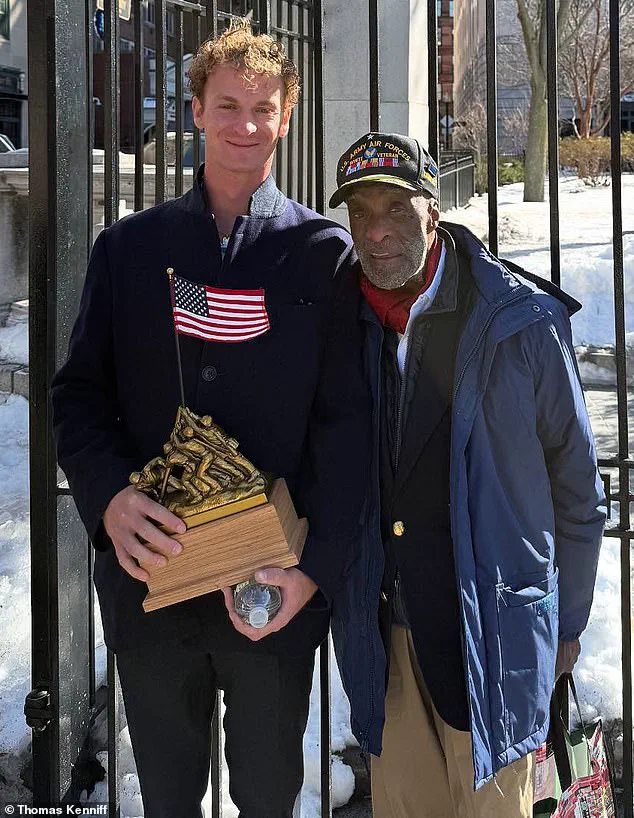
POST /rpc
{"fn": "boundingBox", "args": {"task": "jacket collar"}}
[180,163,287,218]
[424,229,459,316]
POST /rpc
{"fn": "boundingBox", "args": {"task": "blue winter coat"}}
[331,222,606,790]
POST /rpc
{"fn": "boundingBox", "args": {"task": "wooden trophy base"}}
[142,478,308,612]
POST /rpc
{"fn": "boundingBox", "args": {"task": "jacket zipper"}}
[452,291,527,403]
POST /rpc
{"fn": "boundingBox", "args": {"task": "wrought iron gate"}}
[26,0,632,814]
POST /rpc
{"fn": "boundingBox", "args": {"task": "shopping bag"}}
[533,674,616,818]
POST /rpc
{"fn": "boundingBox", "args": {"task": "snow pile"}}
[577,537,622,722]
[445,175,634,347]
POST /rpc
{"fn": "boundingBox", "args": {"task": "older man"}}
[329,132,606,818]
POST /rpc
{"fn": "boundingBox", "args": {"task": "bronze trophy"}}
[130,406,308,612]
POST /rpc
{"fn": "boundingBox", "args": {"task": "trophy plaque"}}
[130,406,308,612]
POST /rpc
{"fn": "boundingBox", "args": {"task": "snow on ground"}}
[0,395,31,803]
[2,177,633,810]
[444,174,634,347]
[0,323,28,366]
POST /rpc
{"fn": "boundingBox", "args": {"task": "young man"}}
[329,132,606,818]
[51,22,369,818]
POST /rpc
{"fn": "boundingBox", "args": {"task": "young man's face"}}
[346,184,440,291]
[192,63,292,176]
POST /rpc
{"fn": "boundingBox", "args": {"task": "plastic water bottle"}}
[233,578,282,628]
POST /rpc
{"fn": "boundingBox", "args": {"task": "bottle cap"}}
[248,607,269,628]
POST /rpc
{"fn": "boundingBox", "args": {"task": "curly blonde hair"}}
[188,18,301,109]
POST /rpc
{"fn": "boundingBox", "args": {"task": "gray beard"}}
[361,251,428,291]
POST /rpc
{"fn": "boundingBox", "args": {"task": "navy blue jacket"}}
[331,223,606,789]
[51,168,371,653]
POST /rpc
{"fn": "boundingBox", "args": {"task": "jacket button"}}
[393,520,405,537]
[532,304,541,313]
[201,365,217,382]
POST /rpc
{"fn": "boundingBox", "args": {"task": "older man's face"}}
[346,183,439,291]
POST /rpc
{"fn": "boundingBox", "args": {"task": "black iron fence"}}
[438,151,476,211]
[25,0,632,813]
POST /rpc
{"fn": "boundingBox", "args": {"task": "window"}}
[0,0,9,40]
[144,0,155,25]
[449,0,454,15]
[167,10,174,36]
[437,0,442,15]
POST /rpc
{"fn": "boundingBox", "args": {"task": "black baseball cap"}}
[329,132,439,208]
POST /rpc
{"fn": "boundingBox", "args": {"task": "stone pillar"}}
[323,0,430,226]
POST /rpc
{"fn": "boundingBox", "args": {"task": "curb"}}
[0,363,29,399]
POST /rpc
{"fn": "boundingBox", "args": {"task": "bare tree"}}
[453,102,490,192]
[559,0,634,137]
[501,106,531,154]
[511,0,575,201]
[453,101,489,156]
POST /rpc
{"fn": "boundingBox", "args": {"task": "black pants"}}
[116,636,315,818]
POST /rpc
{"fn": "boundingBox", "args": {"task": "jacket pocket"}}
[496,569,559,752]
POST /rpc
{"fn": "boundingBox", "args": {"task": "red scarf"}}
[360,235,443,334]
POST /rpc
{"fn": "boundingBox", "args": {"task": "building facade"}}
[0,0,28,148]
[438,0,454,149]
[453,0,574,153]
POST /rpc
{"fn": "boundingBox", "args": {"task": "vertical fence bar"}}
[104,0,120,225]
[28,0,92,799]
[307,0,314,209]
[484,0,498,255]
[609,0,633,809]
[207,0,219,40]
[134,0,145,211]
[175,5,185,198]
[211,690,223,818]
[260,0,271,32]
[545,0,560,286]
[107,652,121,818]
[193,10,202,178]
[427,0,439,160]
[85,0,97,713]
[320,639,332,818]
[27,0,61,798]
[368,0,380,132]
[313,0,329,808]
[155,0,168,203]
[313,0,324,214]
[86,0,95,254]
[275,0,283,183]
[297,3,305,204]
[287,4,296,200]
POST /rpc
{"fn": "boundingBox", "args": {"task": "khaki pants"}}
[371,626,534,818]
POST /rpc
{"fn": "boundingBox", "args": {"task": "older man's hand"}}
[222,567,318,641]
[555,638,581,680]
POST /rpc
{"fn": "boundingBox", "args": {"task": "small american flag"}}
[171,274,270,343]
